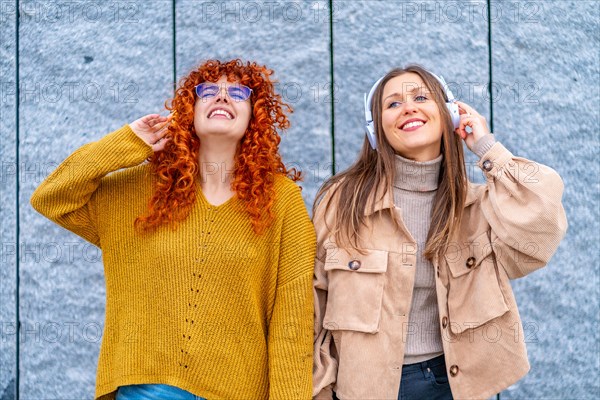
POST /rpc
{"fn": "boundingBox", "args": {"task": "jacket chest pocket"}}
[445,231,509,334]
[322,247,388,333]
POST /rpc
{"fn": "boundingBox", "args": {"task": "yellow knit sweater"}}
[30,125,316,400]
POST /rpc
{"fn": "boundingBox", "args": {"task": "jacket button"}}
[482,159,493,171]
[449,365,459,377]
[442,316,448,328]
[348,259,361,271]
[465,256,476,268]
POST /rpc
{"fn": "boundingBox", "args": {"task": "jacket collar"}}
[363,181,394,216]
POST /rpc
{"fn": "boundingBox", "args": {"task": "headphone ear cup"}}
[446,102,460,129]
[365,123,378,150]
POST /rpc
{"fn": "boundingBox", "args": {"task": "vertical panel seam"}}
[487,0,494,133]
[15,0,21,397]
[328,0,335,176]
[172,0,177,94]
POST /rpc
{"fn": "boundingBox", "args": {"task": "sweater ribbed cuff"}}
[472,134,497,159]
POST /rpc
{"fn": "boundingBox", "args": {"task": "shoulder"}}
[313,176,348,217]
[273,173,301,192]
[272,175,304,203]
[311,179,347,237]
[270,174,311,216]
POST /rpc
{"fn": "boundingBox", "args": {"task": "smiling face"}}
[194,75,252,143]
[380,72,443,161]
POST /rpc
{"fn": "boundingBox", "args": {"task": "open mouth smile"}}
[400,118,426,131]
[208,108,234,119]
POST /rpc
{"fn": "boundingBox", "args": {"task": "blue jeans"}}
[398,354,453,400]
[116,384,206,400]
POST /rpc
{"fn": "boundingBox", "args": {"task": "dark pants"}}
[398,354,453,400]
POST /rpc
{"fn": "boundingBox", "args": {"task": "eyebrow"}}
[383,86,429,102]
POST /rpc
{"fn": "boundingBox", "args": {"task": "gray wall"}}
[1,0,598,398]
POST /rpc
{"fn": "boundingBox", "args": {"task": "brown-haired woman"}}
[31,59,316,400]
[312,65,567,400]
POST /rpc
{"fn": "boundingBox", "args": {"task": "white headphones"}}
[363,71,461,150]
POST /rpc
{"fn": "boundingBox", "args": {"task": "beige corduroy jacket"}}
[313,142,568,400]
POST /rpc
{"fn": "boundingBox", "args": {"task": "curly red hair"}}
[135,59,301,234]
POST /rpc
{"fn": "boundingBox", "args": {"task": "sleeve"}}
[30,125,153,247]
[312,194,337,400]
[475,140,568,279]
[268,185,317,399]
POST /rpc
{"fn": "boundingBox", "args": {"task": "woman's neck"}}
[197,139,238,204]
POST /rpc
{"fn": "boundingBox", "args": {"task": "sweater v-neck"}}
[197,187,238,209]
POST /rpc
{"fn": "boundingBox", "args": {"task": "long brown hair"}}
[313,65,467,260]
[135,59,300,235]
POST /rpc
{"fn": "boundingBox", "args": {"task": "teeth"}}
[402,121,424,129]
[209,109,233,119]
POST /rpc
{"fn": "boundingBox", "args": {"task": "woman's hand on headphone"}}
[129,113,172,152]
[454,101,491,151]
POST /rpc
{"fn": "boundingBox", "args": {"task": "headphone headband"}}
[363,76,384,149]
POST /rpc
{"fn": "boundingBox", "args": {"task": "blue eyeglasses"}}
[194,82,253,102]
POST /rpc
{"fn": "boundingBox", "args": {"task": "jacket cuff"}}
[472,134,497,159]
[477,141,514,177]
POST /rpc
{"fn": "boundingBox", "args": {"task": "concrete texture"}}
[16,0,173,398]
[490,1,600,398]
[0,1,17,397]
[0,0,598,398]
[176,0,332,209]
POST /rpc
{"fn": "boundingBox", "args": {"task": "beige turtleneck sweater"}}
[394,136,497,364]
[393,153,444,364]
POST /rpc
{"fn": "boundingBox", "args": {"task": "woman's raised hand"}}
[129,113,172,152]
[454,101,491,151]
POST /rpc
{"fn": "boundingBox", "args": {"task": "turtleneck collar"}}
[393,152,443,192]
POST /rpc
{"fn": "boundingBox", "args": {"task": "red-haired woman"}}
[31,59,316,400]
[312,65,567,399]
